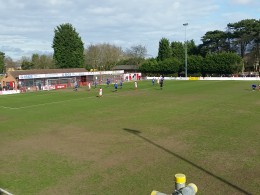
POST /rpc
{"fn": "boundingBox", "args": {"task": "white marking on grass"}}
[0,88,149,110]
[0,188,13,195]
[0,96,91,110]
[0,106,16,109]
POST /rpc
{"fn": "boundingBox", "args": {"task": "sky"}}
[0,0,259,61]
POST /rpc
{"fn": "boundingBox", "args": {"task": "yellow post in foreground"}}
[175,173,186,190]
[151,173,198,195]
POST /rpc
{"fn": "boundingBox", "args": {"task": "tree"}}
[187,40,200,56]
[84,43,124,70]
[139,58,180,76]
[199,30,231,56]
[52,23,84,68]
[31,53,55,69]
[138,58,158,75]
[38,54,55,69]
[186,55,204,76]
[21,57,34,70]
[0,52,5,73]
[171,41,184,60]
[125,44,147,59]
[158,58,180,75]
[227,19,259,58]
[31,53,39,68]
[171,40,198,58]
[157,38,171,61]
[202,52,242,76]
[20,54,55,70]
[250,19,260,73]
[227,19,260,72]
[84,44,102,70]
[124,44,147,66]
[4,56,16,71]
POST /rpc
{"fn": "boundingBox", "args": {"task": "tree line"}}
[140,19,259,76]
[140,39,242,77]
[0,19,259,76]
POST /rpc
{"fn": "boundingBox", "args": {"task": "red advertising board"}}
[55,84,67,89]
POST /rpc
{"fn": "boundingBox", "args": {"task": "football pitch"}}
[0,80,259,194]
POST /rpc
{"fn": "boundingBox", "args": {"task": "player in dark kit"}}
[114,82,118,92]
[252,84,257,91]
[159,76,164,90]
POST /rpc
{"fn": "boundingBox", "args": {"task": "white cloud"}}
[229,0,260,6]
[0,0,259,60]
[229,0,252,5]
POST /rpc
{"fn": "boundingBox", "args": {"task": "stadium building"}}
[0,68,124,93]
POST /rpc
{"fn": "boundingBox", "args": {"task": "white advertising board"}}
[18,70,124,80]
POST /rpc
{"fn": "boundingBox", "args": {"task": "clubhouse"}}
[0,68,124,92]
[0,68,142,94]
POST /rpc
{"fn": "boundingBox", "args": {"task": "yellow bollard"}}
[175,173,186,190]
[151,173,198,195]
[151,190,167,195]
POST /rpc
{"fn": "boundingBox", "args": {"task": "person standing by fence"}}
[99,87,103,97]
[159,76,164,90]
[134,81,138,90]
[94,80,97,88]
[106,78,110,87]
[74,81,78,91]
[120,79,123,89]
[88,82,91,91]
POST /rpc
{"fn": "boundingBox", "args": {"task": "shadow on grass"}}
[123,128,252,195]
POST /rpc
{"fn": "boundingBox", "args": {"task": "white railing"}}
[147,76,260,81]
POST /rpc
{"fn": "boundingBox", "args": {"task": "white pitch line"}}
[0,93,117,110]
[0,188,13,195]
[0,88,149,110]
[0,96,90,110]
[0,106,16,109]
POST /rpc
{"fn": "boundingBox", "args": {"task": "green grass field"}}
[0,80,259,195]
